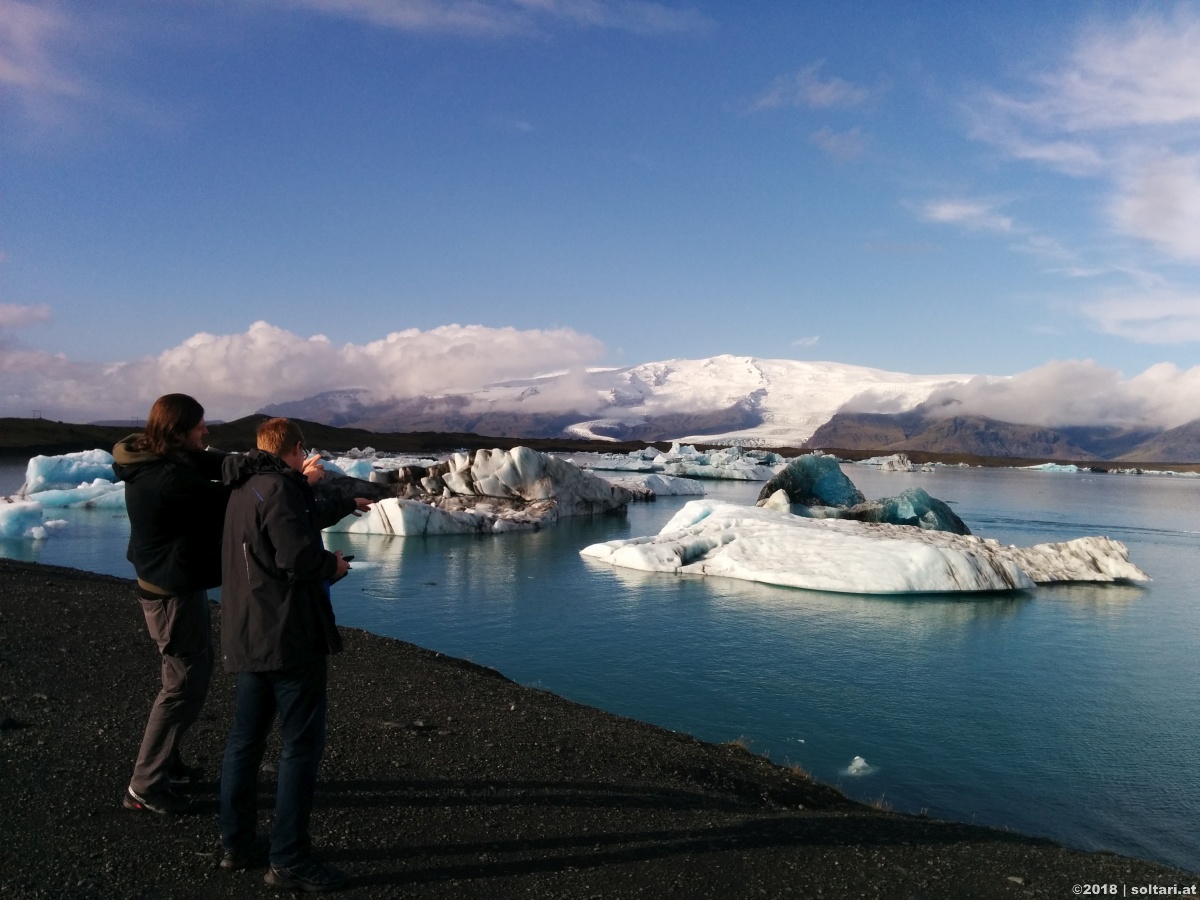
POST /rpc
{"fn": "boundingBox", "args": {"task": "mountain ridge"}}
[258,354,1200,462]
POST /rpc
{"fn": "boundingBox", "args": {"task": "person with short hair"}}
[113,393,230,815]
[217,417,370,891]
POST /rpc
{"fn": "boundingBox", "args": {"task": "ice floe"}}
[579,500,1149,595]
[843,756,876,777]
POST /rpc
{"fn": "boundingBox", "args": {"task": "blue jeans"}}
[219,658,328,867]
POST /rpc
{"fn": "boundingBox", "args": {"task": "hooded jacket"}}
[219,449,358,673]
[112,435,230,594]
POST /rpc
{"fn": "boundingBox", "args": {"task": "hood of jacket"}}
[112,434,167,483]
[221,448,296,488]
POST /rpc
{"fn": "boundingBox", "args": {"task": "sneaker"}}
[264,857,347,892]
[168,760,204,786]
[123,785,191,815]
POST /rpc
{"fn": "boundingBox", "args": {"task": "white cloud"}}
[0,0,83,122]
[1110,152,1200,262]
[918,360,1200,430]
[276,0,711,37]
[970,9,1200,266]
[1079,289,1200,344]
[809,126,866,163]
[0,303,52,329]
[0,321,606,422]
[752,62,869,112]
[1011,12,1200,133]
[919,199,1015,234]
[791,336,819,348]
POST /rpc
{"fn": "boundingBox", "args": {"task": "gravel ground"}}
[1,557,1194,899]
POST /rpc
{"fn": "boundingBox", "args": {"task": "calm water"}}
[3,460,1198,873]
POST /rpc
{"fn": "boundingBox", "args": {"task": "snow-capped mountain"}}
[262,355,976,446]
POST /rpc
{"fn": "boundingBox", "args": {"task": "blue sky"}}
[2,0,1200,421]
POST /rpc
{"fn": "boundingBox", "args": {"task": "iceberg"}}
[838,488,969,535]
[1023,463,1081,473]
[655,443,780,481]
[569,452,663,473]
[600,473,707,500]
[22,449,115,494]
[757,454,865,508]
[317,451,440,481]
[758,457,967,534]
[28,479,126,509]
[580,500,1149,595]
[320,446,633,535]
[324,496,555,536]
[0,499,49,540]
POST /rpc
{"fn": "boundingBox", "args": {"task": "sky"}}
[2,0,1200,424]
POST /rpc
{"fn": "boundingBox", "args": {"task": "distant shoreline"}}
[3,415,1199,472]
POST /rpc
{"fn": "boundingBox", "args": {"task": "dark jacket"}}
[219,449,357,673]
[112,435,231,594]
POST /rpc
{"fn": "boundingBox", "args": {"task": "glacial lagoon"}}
[2,460,1197,873]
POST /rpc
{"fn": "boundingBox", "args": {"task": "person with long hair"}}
[112,393,230,814]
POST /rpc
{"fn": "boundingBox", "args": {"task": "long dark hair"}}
[134,394,205,457]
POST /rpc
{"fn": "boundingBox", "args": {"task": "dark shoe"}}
[220,835,268,871]
[123,785,191,815]
[168,760,204,786]
[264,857,347,892]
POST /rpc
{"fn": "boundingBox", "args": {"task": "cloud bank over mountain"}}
[4,317,1200,440]
[843,359,1200,430]
[0,320,604,422]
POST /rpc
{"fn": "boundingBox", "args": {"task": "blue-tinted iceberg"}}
[756,454,865,508]
[0,500,51,540]
[29,478,126,508]
[841,488,969,535]
[23,449,115,494]
[758,455,968,534]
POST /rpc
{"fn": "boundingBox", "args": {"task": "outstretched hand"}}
[351,497,373,517]
[302,454,326,485]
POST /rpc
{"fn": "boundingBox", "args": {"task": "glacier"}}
[579,500,1149,595]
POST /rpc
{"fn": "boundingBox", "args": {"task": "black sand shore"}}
[1,558,1194,898]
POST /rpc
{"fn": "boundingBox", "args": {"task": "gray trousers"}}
[129,589,213,794]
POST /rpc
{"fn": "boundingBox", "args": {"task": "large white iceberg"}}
[324,496,555,536]
[580,500,1149,595]
[322,446,633,536]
